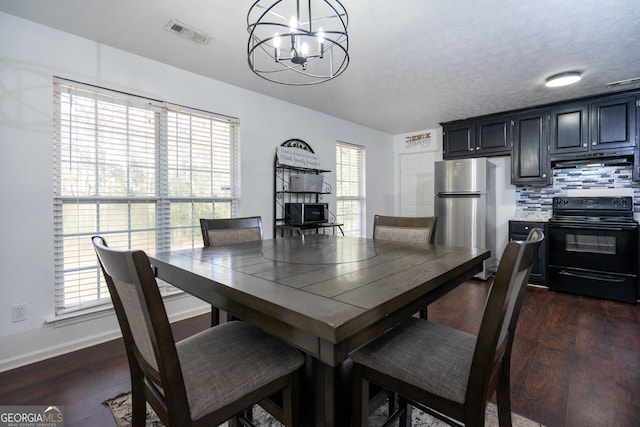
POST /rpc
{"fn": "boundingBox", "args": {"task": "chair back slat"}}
[207,227,262,246]
[200,217,263,247]
[373,215,438,244]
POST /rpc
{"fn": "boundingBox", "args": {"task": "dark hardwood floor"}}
[1,281,639,427]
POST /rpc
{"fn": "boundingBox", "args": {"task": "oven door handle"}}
[558,270,627,283]
[550,223,637,231]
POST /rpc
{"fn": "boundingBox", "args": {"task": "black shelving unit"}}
[273,139,343,237]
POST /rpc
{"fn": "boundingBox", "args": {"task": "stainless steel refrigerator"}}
[434,158,496,279]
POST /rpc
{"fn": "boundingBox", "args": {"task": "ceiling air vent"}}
[164,19,211,45]
[606,77,640,88]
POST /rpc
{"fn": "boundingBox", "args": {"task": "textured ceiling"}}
[1,0,639,134]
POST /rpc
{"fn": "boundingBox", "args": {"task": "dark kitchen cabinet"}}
[549,102,589,156]
[443,121,475,158]
[509,220,548,285]
[589,94,636,152]
[511,109,550,185]
[475,115,511,156]
[441,88,639,175]
[550,94,636,158]
[442,115,511,159]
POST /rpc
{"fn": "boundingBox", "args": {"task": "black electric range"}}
[548,196,639,303]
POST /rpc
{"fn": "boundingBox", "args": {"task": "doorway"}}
[397,151,437,216]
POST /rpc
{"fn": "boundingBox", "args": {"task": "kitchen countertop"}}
[513,211,640,223]
[511,211,552,222]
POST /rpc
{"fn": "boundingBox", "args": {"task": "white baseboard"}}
[0,329,123,373]
[0,305,209,373]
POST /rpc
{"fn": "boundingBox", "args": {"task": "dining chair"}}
[373,214,438,319]
[368,214,439,416]
[92,236,304,427]
[373,215,438,244]
[199,216,263,325]
[200,216,263,247]
[351,228,544,427]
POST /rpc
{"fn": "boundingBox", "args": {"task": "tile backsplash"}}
[516,164,640,215]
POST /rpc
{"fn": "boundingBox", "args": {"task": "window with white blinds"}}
[335,141,366,236]
[53,78,239,315]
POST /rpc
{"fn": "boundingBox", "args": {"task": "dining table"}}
[149,234,490,426]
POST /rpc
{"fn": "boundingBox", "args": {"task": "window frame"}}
[335,141,366,236]
[53,77,239,316]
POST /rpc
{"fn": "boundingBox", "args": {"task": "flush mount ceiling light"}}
[247,0,349,85]
[545,71,582,88]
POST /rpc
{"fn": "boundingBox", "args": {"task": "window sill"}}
[46,287,186,328]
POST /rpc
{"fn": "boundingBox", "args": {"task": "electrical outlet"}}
[12,304,27,322]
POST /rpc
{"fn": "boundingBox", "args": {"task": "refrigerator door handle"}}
[436,193,483,198]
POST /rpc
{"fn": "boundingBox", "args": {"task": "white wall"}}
[0,12,393,371]
[487,156,517,266]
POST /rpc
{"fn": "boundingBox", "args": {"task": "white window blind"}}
[335,141,366,236]
[53,78,239,315]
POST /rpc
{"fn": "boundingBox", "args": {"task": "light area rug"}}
[105,392,545,426]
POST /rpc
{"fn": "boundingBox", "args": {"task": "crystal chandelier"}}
[247,0,349,85]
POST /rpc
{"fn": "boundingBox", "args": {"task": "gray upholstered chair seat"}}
[350,318,475,405]
[178,321,304,421]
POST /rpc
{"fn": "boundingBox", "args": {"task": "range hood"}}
[551,153,634,169]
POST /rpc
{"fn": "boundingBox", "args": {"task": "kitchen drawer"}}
[548,266,637,304]
[509,221,546,237]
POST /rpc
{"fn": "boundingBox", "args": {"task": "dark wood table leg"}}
[314,360,335,426]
